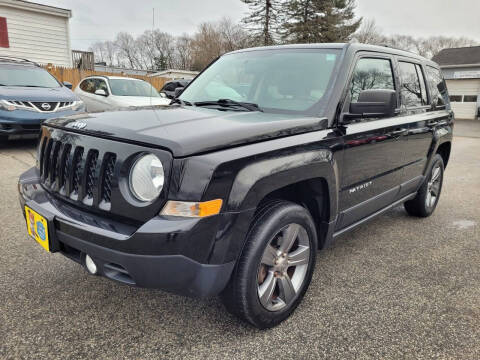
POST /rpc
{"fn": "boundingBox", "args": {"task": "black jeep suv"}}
[18,43,453,328]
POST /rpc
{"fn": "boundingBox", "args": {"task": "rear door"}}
[396,60,451,189]
[336,54,408,230]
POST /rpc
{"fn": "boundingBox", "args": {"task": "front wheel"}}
[222,200,318,329]
[404,154,444,217]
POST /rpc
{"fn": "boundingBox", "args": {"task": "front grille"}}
[39,138,117,208]
[102,154,116,203]
[31,102,59,112]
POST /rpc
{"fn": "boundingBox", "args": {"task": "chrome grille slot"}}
[101,153,116,207]
[48,141,61,187]
[42,139,53,181]
[70,147,84,199]
[59,144,72,193]
[84,150,99,203]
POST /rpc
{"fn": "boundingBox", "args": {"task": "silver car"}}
[74,76,171,112]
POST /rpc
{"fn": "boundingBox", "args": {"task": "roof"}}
[84,75,146,81]
[0,0,72,18]
[149,69,199,77]
[228,43,431,63]
[0,56,39,66]
[432,46,480,67]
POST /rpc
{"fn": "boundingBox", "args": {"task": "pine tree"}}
[282,0,362,44]
[241,0,283,46]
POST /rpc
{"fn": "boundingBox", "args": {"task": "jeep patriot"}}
[18,43,453,328]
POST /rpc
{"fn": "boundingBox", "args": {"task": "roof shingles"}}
[432,46,480,66]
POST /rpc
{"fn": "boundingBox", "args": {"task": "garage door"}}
[446,79,480,120]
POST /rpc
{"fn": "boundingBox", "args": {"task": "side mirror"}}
[63,81,73,89]
[348,89,397,119]
[174,87,184,98]
[159,92,167,98]
[95,89,108,97]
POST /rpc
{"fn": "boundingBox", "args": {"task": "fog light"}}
[85,254,98,275]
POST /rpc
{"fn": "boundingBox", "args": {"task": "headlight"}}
[0,100,16,111]
[129,154,164,202]
[72,100,84,111]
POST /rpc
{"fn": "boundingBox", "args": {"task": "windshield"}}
[180,48,341,114]
[0,65,61,88]
[109,79,160,97]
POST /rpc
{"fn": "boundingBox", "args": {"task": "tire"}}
[404,154,444,217]
[221,200,318,329]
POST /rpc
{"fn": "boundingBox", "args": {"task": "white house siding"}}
[0,3,72,66]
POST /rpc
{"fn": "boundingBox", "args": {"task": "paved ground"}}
[455,119,480,138]
[1,124,479,359]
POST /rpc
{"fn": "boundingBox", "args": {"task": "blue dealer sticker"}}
[36,221,46,241]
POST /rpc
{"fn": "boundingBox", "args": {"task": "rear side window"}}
[350,58,395,102]
[80,79,95,93]
[425,66,448,109]
[398,61,428,108]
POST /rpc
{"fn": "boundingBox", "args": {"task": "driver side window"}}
[350,58,395,103]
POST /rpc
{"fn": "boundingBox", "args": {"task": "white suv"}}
[74,76,171,112]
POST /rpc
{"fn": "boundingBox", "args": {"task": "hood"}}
[111,96,171,107]
[45,106,328,157]
[0,86,77,102]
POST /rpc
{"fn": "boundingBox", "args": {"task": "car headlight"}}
[72,100,84,111]
[129,154,164,202]
[0,100,16,111]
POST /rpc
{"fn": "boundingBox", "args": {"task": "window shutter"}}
[0,17,9,48]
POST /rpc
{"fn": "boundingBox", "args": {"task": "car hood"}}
[0,86,77,102]
[110,96,171,107]
[45,106,328,157]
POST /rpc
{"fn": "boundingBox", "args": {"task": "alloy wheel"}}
[426,164,442,208]
[257,223,310,312]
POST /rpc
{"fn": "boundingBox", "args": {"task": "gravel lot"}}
[1,124,479,359]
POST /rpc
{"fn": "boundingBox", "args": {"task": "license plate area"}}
[25,205,51,252]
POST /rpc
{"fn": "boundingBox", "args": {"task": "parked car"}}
[19,43,453,329]
[0,57,85,142]
[74,76,171,112]
[160,79,190,99]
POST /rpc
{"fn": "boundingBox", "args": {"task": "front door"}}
[336,55,407,230]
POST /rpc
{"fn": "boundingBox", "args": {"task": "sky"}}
[35,0,480,50]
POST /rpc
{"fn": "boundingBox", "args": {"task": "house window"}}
[0,17,9,48]
[464,95,478,103]
[449,95,463,102]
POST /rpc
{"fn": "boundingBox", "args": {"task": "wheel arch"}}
[436,141,451,168]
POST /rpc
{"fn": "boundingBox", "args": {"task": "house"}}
[149,69,199,81]
[0,0,72,67]
[433,46,480,120]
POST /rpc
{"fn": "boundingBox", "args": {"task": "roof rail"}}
[378,43,419,56]
[0,56,39,66]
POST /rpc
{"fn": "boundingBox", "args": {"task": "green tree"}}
[241,0,283,46]
[282,0,361,43]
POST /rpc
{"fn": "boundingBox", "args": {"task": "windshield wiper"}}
[171,98,192,106]
[194,99,263,112]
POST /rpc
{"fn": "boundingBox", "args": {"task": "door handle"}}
[427,120,438,127]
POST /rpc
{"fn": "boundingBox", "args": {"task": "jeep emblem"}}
[70,121,87,130]
[41,103,51,110]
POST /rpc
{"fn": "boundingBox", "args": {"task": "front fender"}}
[227,148,339,220]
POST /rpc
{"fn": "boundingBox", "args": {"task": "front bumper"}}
[18,167,236,298]
[0,108,83,138]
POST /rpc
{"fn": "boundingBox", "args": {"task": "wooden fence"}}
[42,64,168,90]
